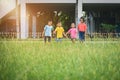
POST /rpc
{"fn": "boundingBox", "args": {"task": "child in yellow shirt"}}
[54,21,66,42]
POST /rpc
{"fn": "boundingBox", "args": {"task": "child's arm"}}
[66,29,71,36]
[53,27,57,34]
[66,31,69,35]
[63,32,67,38]
[42,26,46,37]
[42,31,45,37]
[53,31,56,34]
[65,32,69,38]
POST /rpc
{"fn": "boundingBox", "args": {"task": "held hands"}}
[53,31,56,34]
[65,35,68,38]
[65,32,69,38]
[64,33,68,38]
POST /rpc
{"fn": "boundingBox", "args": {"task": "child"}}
[43,20,53,43]
[78,17,87,42]
[66,23,77,43]
[54,21,66,42]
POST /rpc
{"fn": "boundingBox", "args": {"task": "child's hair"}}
[57,21,61,24]
[57,21,62,27]
[71,22,75,25]
[71,23,75,27]
[80,17,85,22]
[48,20,52,26]
[48,20,52,23]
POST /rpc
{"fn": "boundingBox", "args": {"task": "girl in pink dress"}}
[66,23,77,43]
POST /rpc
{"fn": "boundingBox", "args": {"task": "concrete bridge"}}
[0,0,120,39]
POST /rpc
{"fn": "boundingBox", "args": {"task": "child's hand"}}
[64,34,68,38]
[42,34,44,38]
[66,35,68,38]
[53,31,56,34]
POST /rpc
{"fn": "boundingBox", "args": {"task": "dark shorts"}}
[79,31,85,41]
[44,36,51,42]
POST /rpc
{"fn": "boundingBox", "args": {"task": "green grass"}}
[0,40,120,80]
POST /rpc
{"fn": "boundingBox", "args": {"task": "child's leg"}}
[59,38,62,42]
[44,36,47,43]
[71,39,74,43]
[56,38,61,42]
[48,36,51,42]
[81,32,83,41]
[83,32,85,41]
[71,38,75,43]
[79,31,82,41]
[81,32,85,41]
[73,39,76,43]
[56,38,59,42]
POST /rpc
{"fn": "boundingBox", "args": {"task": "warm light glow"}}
[0,0,16,19]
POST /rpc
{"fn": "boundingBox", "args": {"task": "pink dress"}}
[68,28,77,39]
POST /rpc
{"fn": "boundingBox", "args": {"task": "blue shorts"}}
[79,31,85,41]
[56,38,63,42]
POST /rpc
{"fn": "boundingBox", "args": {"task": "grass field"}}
[0,40,120,80]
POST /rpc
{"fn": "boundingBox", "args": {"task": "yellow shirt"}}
[55,27,64,38]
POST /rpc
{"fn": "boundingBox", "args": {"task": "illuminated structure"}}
[0,0,120,39]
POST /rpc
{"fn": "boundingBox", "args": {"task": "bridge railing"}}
[0,32,120,41]
[86,33,120,41]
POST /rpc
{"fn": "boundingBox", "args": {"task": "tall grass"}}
[0,41,120,80]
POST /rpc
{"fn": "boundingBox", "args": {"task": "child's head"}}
[48,20,52,26]
[57,21,62,27]
[71,23,75,28]
[80,17,85,23]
